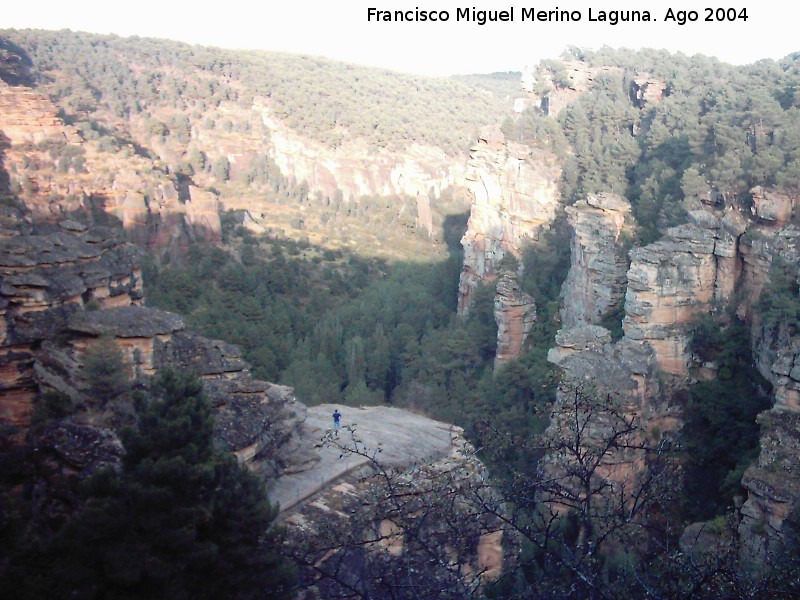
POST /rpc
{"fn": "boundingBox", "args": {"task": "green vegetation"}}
[757,256,800,334]
[0,370,295,599]
[0,29,511,154]
[492,49,800,244]
[82,335,131,402]
[144,235,382,382]
[682,317,772,520]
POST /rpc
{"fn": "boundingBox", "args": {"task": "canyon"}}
[2,29,800,595]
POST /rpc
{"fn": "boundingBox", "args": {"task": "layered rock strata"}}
[0,80,222,246]
[542,330,671,531]
[623,209,748,375]
[0,80,81,145]
[457,128,560,314]
[0,223,311,479]
[493,271,536,370]
[254,97,465,236]
[561,193,631,329]
[0,223,142,429]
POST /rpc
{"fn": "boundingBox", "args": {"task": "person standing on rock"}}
[332,408,342,432]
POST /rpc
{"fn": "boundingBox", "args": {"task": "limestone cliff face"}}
[623,209,748,375]
[561,193,631,329]
[493,271,536,370]
[457,128,561,314]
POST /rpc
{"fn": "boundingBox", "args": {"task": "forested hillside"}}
[0,29,511,153]
[4,28,800,598]
[511,48,800,242]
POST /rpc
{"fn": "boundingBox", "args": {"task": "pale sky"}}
[3,1,798,76]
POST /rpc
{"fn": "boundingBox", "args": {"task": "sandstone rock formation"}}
[276,404,513,597]
[493,271,536,370]
[521,61,619,117]
[0,223,310,480]
[623,209,748,375]
[561,193,631,329]
[254,97,464,237]
[0,80,81,145]
[457,128,560,314]
[0,80,222,247]
[0,223,142,429]
[546,325,613,366]
[750,186,796,225]
[630,76,667,108]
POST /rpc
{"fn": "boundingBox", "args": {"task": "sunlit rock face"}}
[493,270,536,370]
[623,209,748,376]
[560,193,631,330]
[254,97,465,237]
[0,79,222,246]
[457,128,561,315]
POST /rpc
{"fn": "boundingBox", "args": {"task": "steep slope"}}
[0,29,515,260]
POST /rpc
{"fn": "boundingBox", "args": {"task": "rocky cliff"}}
[549,189,800,567]
[254,97,465,236]
[623,208,748,376]
[738,229,800,561]
[560,193,631,329]
[0,80,222,247]
[275,404,513,597]
[0,222,310,480]
[457,128,560,315]
[521,61,619,117]
[1,220,505,594]
[493,271,536,370]
[0,222,142,431]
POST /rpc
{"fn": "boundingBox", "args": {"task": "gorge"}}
[1,30,800,599]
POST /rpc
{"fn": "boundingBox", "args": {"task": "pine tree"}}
[4,370,295,599]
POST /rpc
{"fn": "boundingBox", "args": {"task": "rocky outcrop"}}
[739,320,800,559]
[750,186,796,225]
[546,325,613,366]
[254,97,464,236]
[561,193,631,329]
[631,76,667,108]
[0,223,142,429]
[521,61,619,117]
[0,80,81,145]
[0,80,221,246]
[740,318,800,559]
[541,332,672,545]
[493,271,536,370]
[623,209,748,375]
[0,223,310,480]
[277,404,514,597]
[457,128,561,314]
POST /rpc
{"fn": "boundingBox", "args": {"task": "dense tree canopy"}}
[1,370,295,599]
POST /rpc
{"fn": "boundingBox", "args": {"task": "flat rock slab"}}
[268,403,459,513]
